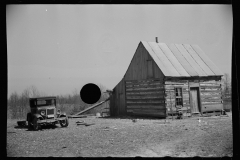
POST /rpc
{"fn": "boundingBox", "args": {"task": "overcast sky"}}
[7,5,232,97]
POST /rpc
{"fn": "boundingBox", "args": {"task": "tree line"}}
[8,73,231,119]
[7,84,110,119]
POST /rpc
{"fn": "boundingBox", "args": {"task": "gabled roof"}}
[141,41,223,77]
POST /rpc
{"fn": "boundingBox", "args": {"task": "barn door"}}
[190,87,201,113]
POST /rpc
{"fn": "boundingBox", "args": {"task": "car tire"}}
[28,120,33,130]
[60,116,69,127]
[33,117,41,131]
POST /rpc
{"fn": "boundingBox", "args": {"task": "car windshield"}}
[35,99,55,107]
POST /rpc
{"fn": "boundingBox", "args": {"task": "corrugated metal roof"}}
[141,41,223,77]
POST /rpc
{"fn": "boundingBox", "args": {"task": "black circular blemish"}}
[80,83,101,104]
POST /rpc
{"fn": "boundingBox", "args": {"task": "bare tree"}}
[28,85,41,98]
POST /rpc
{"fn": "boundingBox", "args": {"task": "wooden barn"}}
[109,40,224,118]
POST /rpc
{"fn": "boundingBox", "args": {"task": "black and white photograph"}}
[7,4,233,157]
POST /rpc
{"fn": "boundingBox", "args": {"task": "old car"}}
[26,96,69,130]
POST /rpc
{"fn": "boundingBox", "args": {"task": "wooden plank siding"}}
[125,79,166,117]
[200,80,223,112]
[164,80,191,116]
[109,78,126,116]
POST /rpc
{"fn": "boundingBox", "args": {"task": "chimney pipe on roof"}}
[156,37,158,43]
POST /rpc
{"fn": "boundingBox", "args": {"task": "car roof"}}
[29,96,56,101]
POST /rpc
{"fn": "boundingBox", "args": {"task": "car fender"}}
[33,114,43,119]
[59,112,67,117]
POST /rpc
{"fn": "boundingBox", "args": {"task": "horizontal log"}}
[127,102,165,106]
[183,96,190,100]
[126,98,165,102]
[164,85,188,89]
[202,103,223,112]
[201,95,222,100]
[126,88,165,93]
[200,90,222,93]
[183,104,190,108]
[200,92,222,96]
[166,102,175,106]
[125,79,163,85]
[201,99,222,103]
[127,109,166,113]
[165,80,188,84]
[201,102,223,105]
[200,84,221,87]
[127,105,166,110]
[126,99,164,104]
[166,99,176,102]
[200,81,222,84]
[126,83,163,88]
[126,86,164,92]
[126,95,165,99]
[165,95,176,99]
[126,91,165,95]
[200,86,221,90]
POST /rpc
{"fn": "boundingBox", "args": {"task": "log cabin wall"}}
[125,79,166,117]
[164,80,190,115]
[199,80,223,113]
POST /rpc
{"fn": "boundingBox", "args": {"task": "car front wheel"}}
[59,116,69,127]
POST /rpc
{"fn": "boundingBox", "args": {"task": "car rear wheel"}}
[33,117,41,131]
[60,116,69,127]
[28,120,33,129]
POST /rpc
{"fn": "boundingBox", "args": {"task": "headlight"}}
[57,109,61,114]
[40,111,45,116]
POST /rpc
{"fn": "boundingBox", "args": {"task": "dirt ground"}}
[7,112,233,157]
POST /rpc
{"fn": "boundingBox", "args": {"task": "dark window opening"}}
[175,88,183,107]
